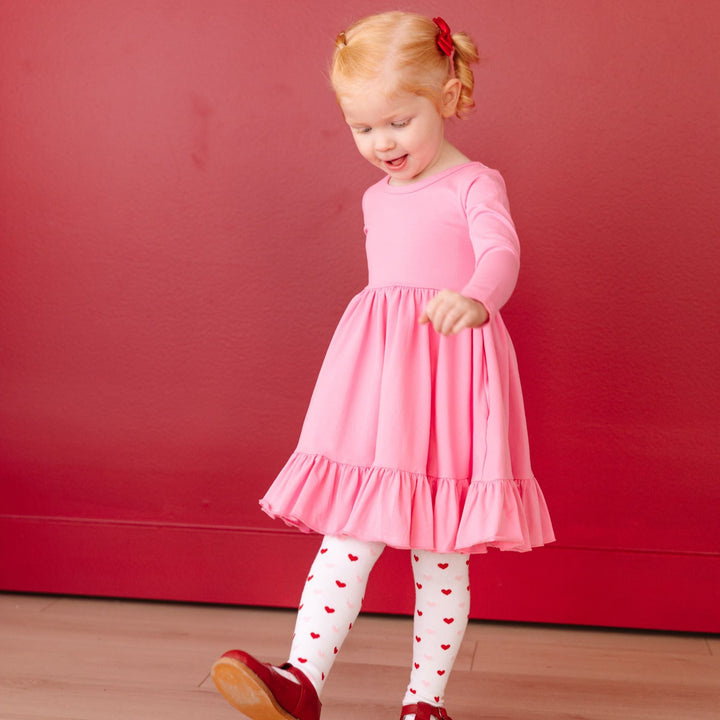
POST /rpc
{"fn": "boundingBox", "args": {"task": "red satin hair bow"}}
[432,16,454,57]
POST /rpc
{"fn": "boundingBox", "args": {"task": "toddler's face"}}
[339,79,449,185]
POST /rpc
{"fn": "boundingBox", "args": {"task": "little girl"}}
[212,11,555,720]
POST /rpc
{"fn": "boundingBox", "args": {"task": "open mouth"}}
[383,155,408,170]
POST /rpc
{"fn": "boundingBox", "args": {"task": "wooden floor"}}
[1,593,718,720]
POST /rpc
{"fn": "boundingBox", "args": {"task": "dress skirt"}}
[260,285,555,554]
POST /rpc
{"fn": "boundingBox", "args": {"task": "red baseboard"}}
[1,515,717,633]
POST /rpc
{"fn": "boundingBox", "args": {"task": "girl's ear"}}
[439,78,462,118]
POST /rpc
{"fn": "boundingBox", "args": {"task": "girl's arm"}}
[420,169,521,335]
[460,169,520,318]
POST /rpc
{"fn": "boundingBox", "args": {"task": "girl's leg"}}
[288,535,385,693]
[403,550,471,711]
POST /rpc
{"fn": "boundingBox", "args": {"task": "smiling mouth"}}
[383,155,408,170]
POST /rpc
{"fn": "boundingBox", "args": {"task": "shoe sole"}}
[211,656,297,720]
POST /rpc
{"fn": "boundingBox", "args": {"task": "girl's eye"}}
[391,120,410,128]
[354,127,371,134]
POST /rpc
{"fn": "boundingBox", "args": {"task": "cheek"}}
[410,123,441,153]
[353,136,374,158]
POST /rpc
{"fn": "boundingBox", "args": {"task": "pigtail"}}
[450,31,479,118]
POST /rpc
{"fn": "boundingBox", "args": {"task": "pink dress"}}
[261,162,555,553]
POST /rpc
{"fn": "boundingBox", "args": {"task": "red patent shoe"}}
[400,702,453,720]
[211,650,321,720]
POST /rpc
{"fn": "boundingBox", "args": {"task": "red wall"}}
[1,1,719,632]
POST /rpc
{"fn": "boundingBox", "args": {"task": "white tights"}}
[287,536,470,708]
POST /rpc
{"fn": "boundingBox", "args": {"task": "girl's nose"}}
[374,132,395,152]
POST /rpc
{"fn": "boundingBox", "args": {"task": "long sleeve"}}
[459,171,520,319]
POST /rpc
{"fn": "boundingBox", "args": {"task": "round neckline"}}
[380,161,480,193]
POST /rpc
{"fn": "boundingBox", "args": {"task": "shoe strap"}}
[400,702,451,720]
[284,664,319,698]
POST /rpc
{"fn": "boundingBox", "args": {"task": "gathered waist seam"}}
[363,284,443,293]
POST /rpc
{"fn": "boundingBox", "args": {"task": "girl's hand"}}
[419,289,489,335]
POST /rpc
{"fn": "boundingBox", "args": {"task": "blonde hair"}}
[330,11,479,118]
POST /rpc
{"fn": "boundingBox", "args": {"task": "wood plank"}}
[0,593,717,720]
